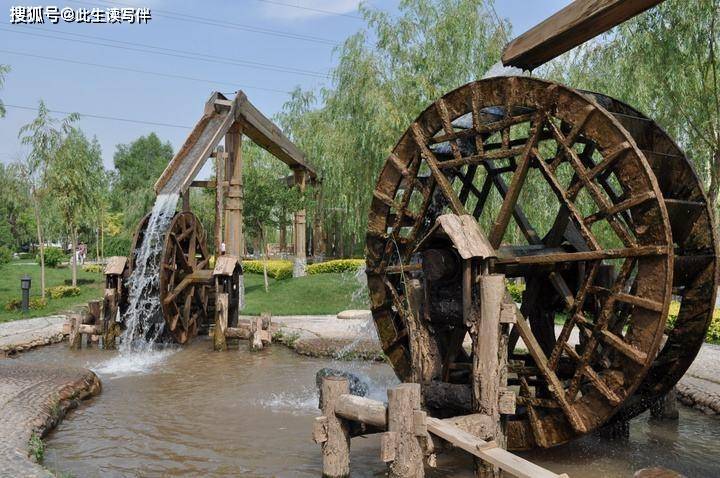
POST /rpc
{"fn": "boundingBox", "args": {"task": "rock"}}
[316,367,369,407]
[337,310,372,320]
[634,467,685,478]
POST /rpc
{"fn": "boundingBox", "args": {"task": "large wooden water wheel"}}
[158,211,214,344]
[366,76,717,450]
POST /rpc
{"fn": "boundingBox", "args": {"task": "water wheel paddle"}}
[366,76,680,450]
[158,211,213,344]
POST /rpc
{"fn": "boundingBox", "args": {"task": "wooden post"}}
[320,376,351,478]
[68,314,82,350]
[224,124,245,259]
[214,146,225,255]
[101,288,119,349]
[473,274,506,477]
[182,189,191,212]
[386,383,425,478]
[293,167,307,277]
[214,291,228,351]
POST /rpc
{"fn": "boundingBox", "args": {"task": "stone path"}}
[0,316,67,356]
[0,361,100,478]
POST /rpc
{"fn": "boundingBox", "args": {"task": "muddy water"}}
[14,341,720,477]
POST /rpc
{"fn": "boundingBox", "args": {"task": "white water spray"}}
[120,193,179,353]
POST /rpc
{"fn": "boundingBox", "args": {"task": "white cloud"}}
[259,0,362,21]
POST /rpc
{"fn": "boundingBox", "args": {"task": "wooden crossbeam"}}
[502,0,666,70]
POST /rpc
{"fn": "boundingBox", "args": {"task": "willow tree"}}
[278,0,507,254]
[48,128,104,286]
[555,0,720,217]
[18,101,79,297]
[0,64,9,117]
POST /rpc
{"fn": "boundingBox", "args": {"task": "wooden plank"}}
[436,214,495,260]
[104,256,127,276]
[502,0,666,70]
[426,418,565,478]
[234,91,317,179]
[495,245,667,266]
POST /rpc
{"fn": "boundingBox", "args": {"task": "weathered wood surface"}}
[213,292,229,351]
[320,377,351,478]
[104,256,126,276]
[335,394,387,428]
[502,0,666,70]
[426,418,567,478]
[387,383,425,478]
[434,214,495,260]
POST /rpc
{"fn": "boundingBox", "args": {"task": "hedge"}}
[243,260,293,280]
[4,297,47,311]
[39,247,66,268]
[668,301,720,344]
[307,259,365,275]
[47,285,81,299]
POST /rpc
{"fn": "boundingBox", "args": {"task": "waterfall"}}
[119,193,179,353]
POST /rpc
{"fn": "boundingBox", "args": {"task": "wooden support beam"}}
[320,377,351,478]
[502,0,666,70]
[213,292,228,351]
[386,383,425,478]
[335,394,388,428]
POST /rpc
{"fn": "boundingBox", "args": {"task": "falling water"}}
[121,193,179,352]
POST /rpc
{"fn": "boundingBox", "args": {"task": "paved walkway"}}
[0,361,100,477]
[0,316,67,356]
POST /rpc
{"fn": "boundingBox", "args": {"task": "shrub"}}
[4,296,47,311]
[82,263,104,273]
[667,300,720,344]
[506,280,525,303]
[243,260,293,280]
[307,259,365,275]
[40,247,66,268]
[48,285,81,299]
[18,252,33,260]
[0,246,12,265]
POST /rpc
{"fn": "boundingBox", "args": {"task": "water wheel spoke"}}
[495,245,667,266]
[171,233,193,273]
[512,303,587,433]
[561,343,622,406]
[519,376,550,448]
[412,122,466,215]
[488,113,545,248]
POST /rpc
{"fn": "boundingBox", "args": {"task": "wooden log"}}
[261,311,272,330]
[501,0,665,70]
[320,377,351,478]
[250,317,263,351]
[474,274,506,477]
[68,314,82,350]
[335,394,387,428]
[101,288,120,350]
[406,279,442,382]
[214,292,228,351]
[87,300,101,325]
[387,383,425,478]
[214,148,225,254]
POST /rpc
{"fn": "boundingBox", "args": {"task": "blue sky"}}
[0,0,572,169]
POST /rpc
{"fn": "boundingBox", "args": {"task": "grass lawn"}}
[242,272,368,316]
[0,260,104,323]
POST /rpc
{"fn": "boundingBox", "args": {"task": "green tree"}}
[0,64,9,118]
[18,101,78,298]
[0,163,34,250]
[555,0,720,217]
[47,129,104,286]
[243,148,304,291]
[110,133,174,230]
[277,0,506,251]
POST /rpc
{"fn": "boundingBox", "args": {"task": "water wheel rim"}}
[158,211,211,344]
[365,76,674,450]
[585,92,720,421]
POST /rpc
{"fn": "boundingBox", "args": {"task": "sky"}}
[0,0,572,171]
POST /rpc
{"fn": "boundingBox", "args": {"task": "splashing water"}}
[119,193,179,354]
[482,60,529,79]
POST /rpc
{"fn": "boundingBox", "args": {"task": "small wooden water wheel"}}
[158,211,214,344]
[366,76,717,450]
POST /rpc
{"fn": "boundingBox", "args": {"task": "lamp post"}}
[20,275,32,314]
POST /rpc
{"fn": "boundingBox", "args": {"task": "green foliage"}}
[0,163,34,250]
[4,296,47,311]
[82,263,104,273]
[276,0,507,245]
[272,328,301,348]
[667,301,720,344]
[0,246,12,265]
[243,260,293,280]
[47,285,81,299]
[28,433,44,463]
[40,247,65,268]
[0,64,8,118]
[307,259,365,275]
[104,235,131,257]
[110,133,173,229]
[506,281,525,303]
